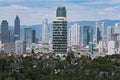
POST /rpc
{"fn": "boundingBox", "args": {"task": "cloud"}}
[0,0,119,25]
[104,7,113,11]
[0,4,55,25]
[0,0,24,2]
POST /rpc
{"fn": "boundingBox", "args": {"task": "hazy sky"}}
[0,0,119,25]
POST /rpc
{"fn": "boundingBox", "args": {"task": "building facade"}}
[83,26,93,47]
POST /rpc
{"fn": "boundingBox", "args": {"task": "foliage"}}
[0,54,120,79]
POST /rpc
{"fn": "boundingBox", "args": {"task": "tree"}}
[0,58,8,72]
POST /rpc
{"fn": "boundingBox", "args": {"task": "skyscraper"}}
[68,24,81,46]
[14,15,20,41]
[53,6,67,55]
[1,20,9,43]
[83,26,93,47]
[96,22,105,43]
[42,19,49,44]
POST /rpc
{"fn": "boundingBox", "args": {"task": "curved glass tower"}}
[56,6,66,17]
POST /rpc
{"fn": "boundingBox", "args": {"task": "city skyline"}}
[0,0,119,25]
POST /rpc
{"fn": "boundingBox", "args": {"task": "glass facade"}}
[1,20,9,43]
[56,6,66,17]
[83,26,93,47]
[24,28,33,45]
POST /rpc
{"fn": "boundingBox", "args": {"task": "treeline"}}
[0,54,120,80]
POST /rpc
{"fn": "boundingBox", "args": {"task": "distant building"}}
[98,40,107,54]
[114,23,120,42]
[15,40,26,55]
[9,30,15,42]
[107,26,114,41]
[32,30,36,43]
[48,38,52,51]
[3,43,15,53]
[24,28,33,47]
[14,15,20,41]
[52,6,67,55]
[68,24,81,47]
[1,20,9,43]
[83,26,93,47]
[89,42,94,52]
[42,19,49,44]
[96,22,105,43]
[108,41,116,55]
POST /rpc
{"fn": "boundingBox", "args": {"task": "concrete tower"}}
[52,6,67,55]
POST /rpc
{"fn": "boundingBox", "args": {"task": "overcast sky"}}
[0,0,119,25]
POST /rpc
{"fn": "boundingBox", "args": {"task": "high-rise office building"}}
[68,24,81,46]
[1,20,9,43]
[107,26,114,41]
[24,28,33,47]
[83,26,93,47]
[53,6,67,55]
[14,15,20,41]
[42,19,49,44]
[96,22,105,43]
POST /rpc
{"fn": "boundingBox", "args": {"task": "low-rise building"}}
[15,40,26,55]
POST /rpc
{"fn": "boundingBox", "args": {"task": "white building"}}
[68,24,81,47]
[3,43,15,53]
[98,40,107,54]
[0,41,2,50]
[114,23,120,41]
[108,41,116,55]
[42,19,49,44]
[48,38,52,51]
[107,26,113,41]
[15,40,26,55]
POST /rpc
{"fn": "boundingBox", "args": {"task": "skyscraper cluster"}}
[1,16,20,43]
[0,6,120,57]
